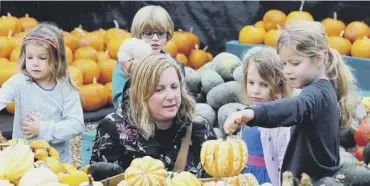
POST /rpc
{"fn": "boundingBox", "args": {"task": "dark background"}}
[1,1,370,55]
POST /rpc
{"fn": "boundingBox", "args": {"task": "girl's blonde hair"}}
[18,22,77,89]
[130,5,174,40]
[242,47,292,105]
[129,53,195,139]
[277,21,358,127]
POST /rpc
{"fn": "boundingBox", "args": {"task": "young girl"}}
[112,5,185,109]
[0,22,85,163]
[224,20,358,182]
[240,47,292,185]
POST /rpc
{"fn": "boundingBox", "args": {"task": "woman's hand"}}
[223,109,255,135]
[119,59,139,78]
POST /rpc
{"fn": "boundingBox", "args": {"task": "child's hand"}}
[119,59,138,78]
[224,109,255,135]
[21,112,40,139]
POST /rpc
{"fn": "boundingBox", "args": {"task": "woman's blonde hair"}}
[242,47,292,104]
[277,21,358,127]
[129,53,195,139]
[18,22,77,89]
[130,5,174,40]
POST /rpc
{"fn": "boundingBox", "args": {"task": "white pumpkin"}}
[18,167,59,186]
[117,38,152,62]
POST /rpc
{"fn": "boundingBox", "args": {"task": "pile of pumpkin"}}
[239,0,370,59]
[0,138,97,186]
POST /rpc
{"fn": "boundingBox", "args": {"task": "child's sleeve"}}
[0,73,22,111]
[112,61,128,109]
[38,85,85,144]
[248,84,326,128]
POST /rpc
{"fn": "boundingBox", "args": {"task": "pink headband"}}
[16,34,59,49]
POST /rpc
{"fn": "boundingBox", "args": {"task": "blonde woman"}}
[224,21,358,182]
[90,53,215,181]
[112,5,185,109]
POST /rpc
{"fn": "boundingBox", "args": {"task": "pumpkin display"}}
[172,29,194,56]
[226,173,259,186]
[328,30,352,56]
[354,118,370,146]
[353,146,365,161]
[63,31,78,52]
[262,9,287,31]
[74,46,97,61]
[0,144,34,183]
[65,45,73,65]
[286,1,314,25]
[97,59,116,84]
[5,101,15,114]
[68,65,84,86]
[254,21,265,31]
[18,167,59,186]
[0,62,18,87]
[264,29,282,47]
[96,51,111,62]
[104,20,127,47]
[10,46,20,61]
[344,21,370,43]
[165,171,201,186]
[107,33,132,59]
[72,59,100,84]
[239,25,265,44]
[176,53,188,66]
[351,36,370,58]
[105,82,113,106]
[321,12,346,37]
[124,156,168,186]
[18,13,38,32]
[188,45,209,69]
[164,40,178,58]
[77,32,104,51]
[200,138,248,177]
[58,170,89,186]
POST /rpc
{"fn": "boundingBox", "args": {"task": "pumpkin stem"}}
[93,77,97,84]
[78,24,83,29]
[76,28,85,36]
[113,20,119,29]
[299,0,305,12]
[7,12,11,17]
[105,50,108,56]
[25,13,29,18]
[203,45,208,52]
[339,30,344,38]
[334,12,337,20]
[178,29,184,32]
[194,44,199,50]
[189,27,193,33]
[7,30,12,38]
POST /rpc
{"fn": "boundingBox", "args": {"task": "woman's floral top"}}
[90,82,216,178]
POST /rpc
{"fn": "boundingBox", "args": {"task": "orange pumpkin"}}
[98,59,116,84]
[5,13,21,34]
[107,34,132,59]
[18,13,38,32]
[65,45,73,65]
[6,101,15,114]
[68,65,83,86]
[0,58,9,63]
[254,21,265,31]
[321,12,346,37]
[172,29,193,56]
[72,59,100,84]
[74,46,97,61]
[77,32,104,51]
[63,31,77,52]
[104,20,126,47]
[0,62,18,86]
[88,78,109,108]
[344,21,370,43]
[176,53,188,66]
[189,27,200,47]
[96,51,111,62]
[10,46,21,61]
[70,26,88,41]
[328,30,352,56]
[188,45,209,69]
[239,25,265,44]
[263,9,287,31]
[207,52,214,61]
[164,40,178,58]
[351,36,370,58]
[286,2,314,25]
[264,29,282,47]
[78,84,102,111]
[0,33,16,58]
[0,15,18,36]
[105,82,113,106]
[91,28,106,39]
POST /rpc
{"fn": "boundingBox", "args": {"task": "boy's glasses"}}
[141,31,168,39]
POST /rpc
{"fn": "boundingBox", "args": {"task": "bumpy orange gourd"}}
[328,30,352,56]
[321,12,346,37]
[239,25,265,44]
[263,9,287,31]
[124,156,168,186]
[72,59,100,84]
[351,36,370,58]
[200,139,248,177]
[188,45,209,69]
[344,21,370,43]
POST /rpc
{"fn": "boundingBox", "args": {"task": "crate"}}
[225,40,370,97]
[80,129,97,167]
